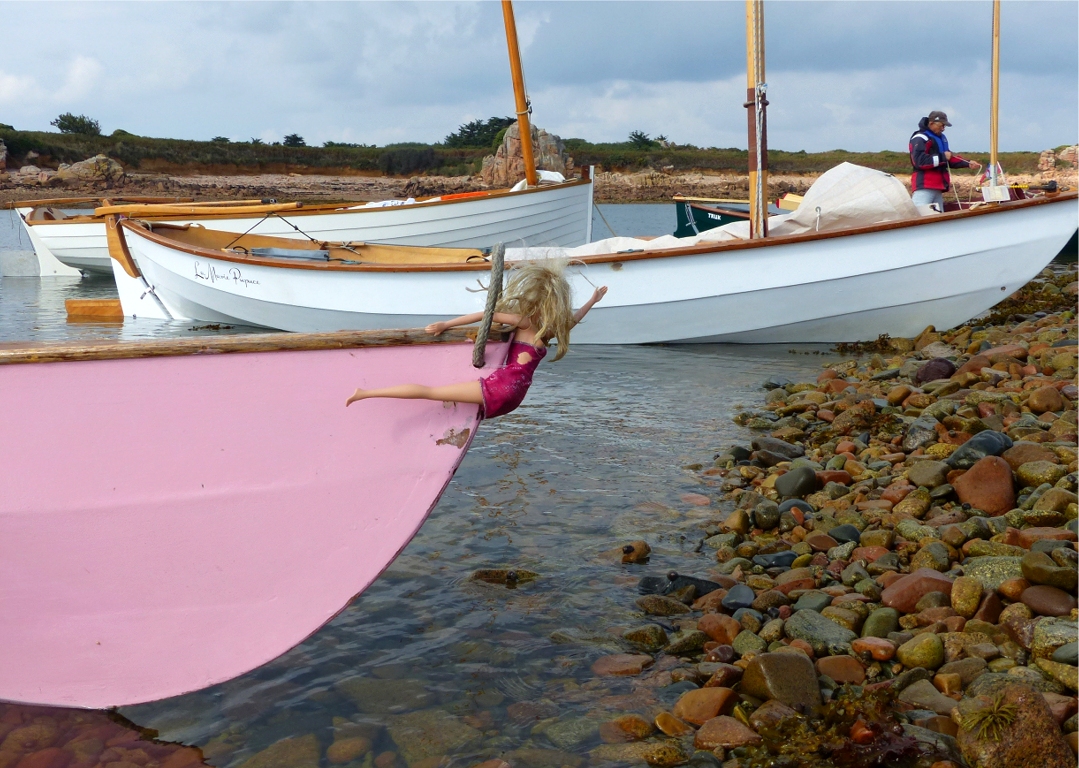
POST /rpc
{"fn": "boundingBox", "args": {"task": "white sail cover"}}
[508,162,919,260]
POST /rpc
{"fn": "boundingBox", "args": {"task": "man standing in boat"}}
[909,111,982,210]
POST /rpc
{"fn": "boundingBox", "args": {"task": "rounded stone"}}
[852,636,897,661]
[693,716,762,751]
[721,584,756,612]
[741,652,822,710]
[1028,386,1064,414]
[861,607,900,638]
[896,633,945,670]
[1016,461,1068,489]
[779,498,814,515]
[829,524,861,544]
[654,712,695,738]
[815,654,866,684]
[950,576,984,619]
[952,456,1015,515]
[1021,585,1078,617]
[915,591,952,611]
[1021,551,1079,591]
[915,358,956,383]
[907,460,950,489]
[753,501,781,531]
[946,430,1013,469]
[672,687,737,726]
[775,466,818,498]
[1051,642,1078,666]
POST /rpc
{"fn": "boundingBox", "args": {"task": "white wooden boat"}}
[110,184,1078,344]
[6,196,201,276]
[0,327,510,708]
[15,177,594,275]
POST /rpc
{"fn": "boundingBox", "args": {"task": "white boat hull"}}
[26,181,593,275]
[124,195,1078,344]
[12,207,83,277]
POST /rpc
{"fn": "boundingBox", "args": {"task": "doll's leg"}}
[346,380,482,406]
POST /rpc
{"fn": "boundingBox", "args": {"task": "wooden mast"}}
[501,0,538,187]
[989,0,1001,186]
[745,0,768,238]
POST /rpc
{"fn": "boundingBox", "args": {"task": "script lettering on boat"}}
[193,261,260,288]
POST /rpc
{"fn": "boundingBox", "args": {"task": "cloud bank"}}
[0,1,1074,153]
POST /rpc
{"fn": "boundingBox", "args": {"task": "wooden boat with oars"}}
[0,323,511,708]
[4,196,198,276]
[10,174,593,277]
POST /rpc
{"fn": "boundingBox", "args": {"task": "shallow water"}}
[0,206,830,766]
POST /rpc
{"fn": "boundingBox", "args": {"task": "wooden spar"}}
[989,0,1001,185]
[0,326,511,365]
[501,0,538,187]
[745,0,768,238]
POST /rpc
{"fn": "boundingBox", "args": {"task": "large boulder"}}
[479,123,574,186]
[56,153,125,185]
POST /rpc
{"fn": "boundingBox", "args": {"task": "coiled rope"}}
[473,242,505,368]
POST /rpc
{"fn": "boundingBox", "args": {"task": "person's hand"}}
[591,286,608,304]
[425,321,447,335]
[944,151,952,160]
[968,160,982,172]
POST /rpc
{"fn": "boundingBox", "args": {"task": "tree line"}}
[7,113,1043,177]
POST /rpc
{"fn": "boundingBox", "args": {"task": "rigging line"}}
[594,203,617,237]
[268,211,321,243]
[222,214,275,251]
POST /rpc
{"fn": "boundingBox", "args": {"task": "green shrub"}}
[444,117,515,148]
[51,113,101,136]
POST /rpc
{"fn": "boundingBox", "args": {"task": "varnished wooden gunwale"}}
[18,179,590,227]
[120,190,1079,274]
[127,221,487,265]
[4,196,196,210]
[0,326,513,366]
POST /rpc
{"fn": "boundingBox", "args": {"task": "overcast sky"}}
[0,1,1075,153]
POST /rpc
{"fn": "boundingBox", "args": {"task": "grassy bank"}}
[0,126,1044,177]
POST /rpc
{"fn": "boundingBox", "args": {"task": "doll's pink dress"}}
[480,341,546,418]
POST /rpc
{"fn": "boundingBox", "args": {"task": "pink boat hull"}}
[0,338,507,708]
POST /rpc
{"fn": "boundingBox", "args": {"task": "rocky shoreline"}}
[584,264,1078,767]
[2,163,1076,207]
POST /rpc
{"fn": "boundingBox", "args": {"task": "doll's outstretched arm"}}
[572,286,608,326]
[426,312,525,335]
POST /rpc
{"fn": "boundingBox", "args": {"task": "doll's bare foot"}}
[345,389,368,406]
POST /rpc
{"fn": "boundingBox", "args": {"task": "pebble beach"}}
[600,262,1079,767]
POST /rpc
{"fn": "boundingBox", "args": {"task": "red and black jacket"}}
[909,117,970,192]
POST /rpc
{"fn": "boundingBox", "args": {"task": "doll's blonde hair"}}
[497,258,574,361]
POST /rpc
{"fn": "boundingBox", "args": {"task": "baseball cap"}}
[928,111,952,127]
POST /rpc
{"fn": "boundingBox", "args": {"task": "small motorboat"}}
[0,325,511,708]
[672,195,785,237]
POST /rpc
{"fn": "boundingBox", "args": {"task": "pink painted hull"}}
[0,339,508,708]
